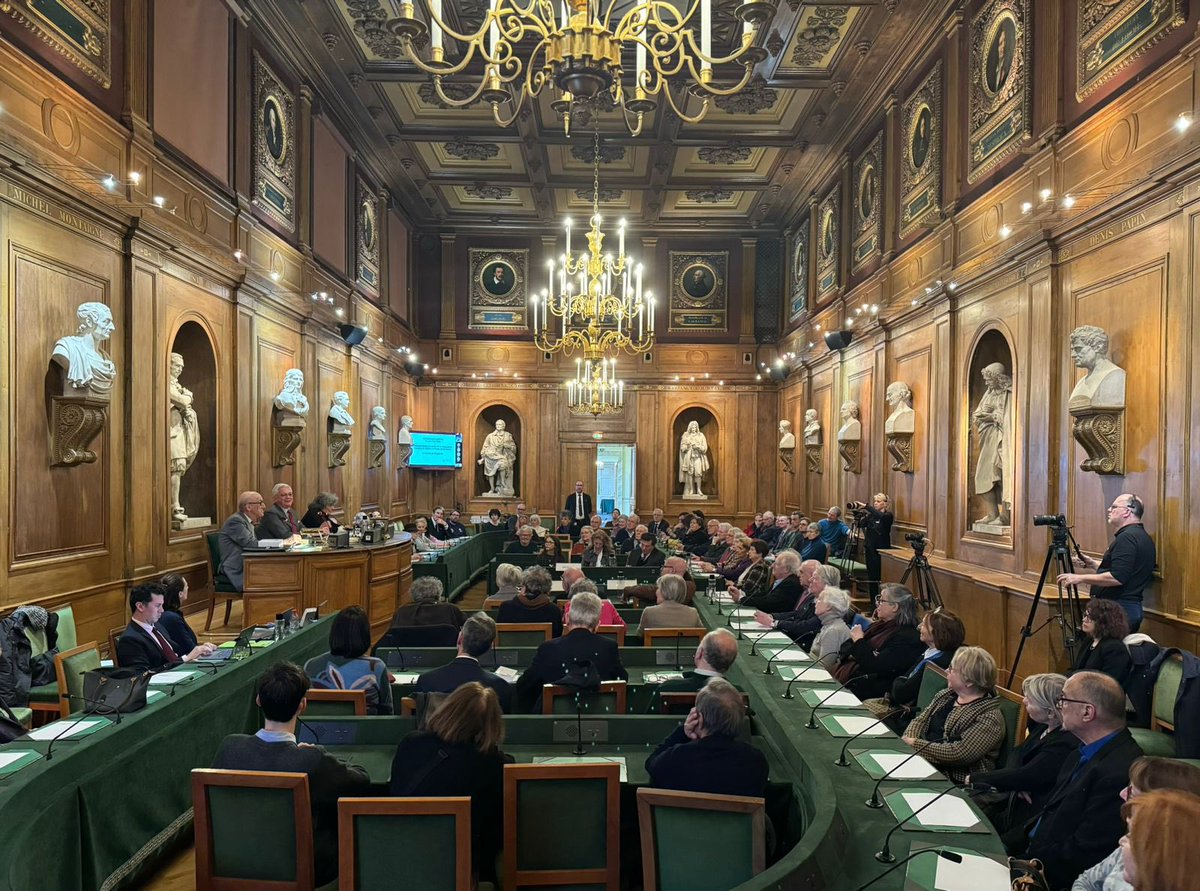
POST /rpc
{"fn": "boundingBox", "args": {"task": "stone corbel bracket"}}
[1071,409,1125,474]
[780,447,795,474]
[805,444,822,473]
[367,439,386,469]
[50,396,107,466]
[886,433,914,473]
[397,443,413,469]
[328,432,352,468]
[839,440,861,474]
[272,415,305,467]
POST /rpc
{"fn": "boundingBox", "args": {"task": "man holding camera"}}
[850,494,894,599]
[1056,493,1155,632]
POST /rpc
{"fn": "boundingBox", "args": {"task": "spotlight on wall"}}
[403,357,425,379]
[824,329,854,352]
[337,323,369,346]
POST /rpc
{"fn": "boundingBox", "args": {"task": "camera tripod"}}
[1006,522,1086,687]
[837,516,863,566]
[898,539,943,611]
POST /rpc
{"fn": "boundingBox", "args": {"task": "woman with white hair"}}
[808,587,853,670]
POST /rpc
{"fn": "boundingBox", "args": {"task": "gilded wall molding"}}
[968,0,1031,182]
[1076,0,1185,101]
[356,176,380,294]
[252,54,296,233]
[851,133,882,270]
[899,61,943,238]
[1,0,111,88]
[816,187,840,297]
[790,218,809,322]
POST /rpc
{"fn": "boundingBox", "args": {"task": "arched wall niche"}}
[474,403,522,500]
[965,326,1015,539]
[170,320,218,528]
[670,405,720,501]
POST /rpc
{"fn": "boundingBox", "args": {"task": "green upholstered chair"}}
[494,623,553,647]
[53,641,101,719]
[26,606,79,718]
[542,681,628,715]
[503,762,620,890]
[205,531,243,631]
[305,689,367,716]
[337,797,471,891]
[1131,653,1183,757]
[915,663,950,711]
[54,606,78,651]
[192,768,330,891]
[637,788,766,891]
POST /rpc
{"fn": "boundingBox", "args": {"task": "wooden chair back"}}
[658,691,750,716]
[192,768,314,891]
[53,641,101,719]
[305,689,367,716]
[542,681,628,715]
[637,788,765,890]
[495,622,554,647]
[595,624,627,646]
[642,628,706,648]
[503,762,620,889]
[338,797,471,891]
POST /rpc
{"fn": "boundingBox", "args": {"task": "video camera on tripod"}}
[898,531,942,610]
[846,501,870,526]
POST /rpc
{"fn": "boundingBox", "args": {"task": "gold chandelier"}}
[386,0,775,135]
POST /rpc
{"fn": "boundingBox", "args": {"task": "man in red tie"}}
[116,584,214,671]
[258,482,301,539]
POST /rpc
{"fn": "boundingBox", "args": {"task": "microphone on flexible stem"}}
[806,674,872,727]
[835,707,907,766]
[673,632,682,672]
[866,739,936,806]
[763,635,806,675]
[875,782,973,863]
[573,691,586,756]
[781,665,834,699]
[748,625,776,657]
[852,849,963,890]
[44,709,117,761]
[297,715,323,745]
[58,692,123,724]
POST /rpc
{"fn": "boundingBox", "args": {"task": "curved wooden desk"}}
[241,534,413,630]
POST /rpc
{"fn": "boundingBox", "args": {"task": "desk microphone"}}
[835,706,907,766]
[58,692,124,724]
[806,674,872,727]
[44,709,119,761]
[780,665,835,699]
[852,849,963,890]
[672,632,684,672]
[874,782,973,862]
[866,739,936,806]
[763,635,806,675]
[297,715,323,745]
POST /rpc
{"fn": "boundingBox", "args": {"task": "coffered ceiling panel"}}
[671,145,782,179]
[552,188,646,217]
[776,5,866,76]
[546,143,652,180]
[662,189,758,217]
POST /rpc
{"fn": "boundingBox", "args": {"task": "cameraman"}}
[1056,493,1155,632]
[851,494,894,599]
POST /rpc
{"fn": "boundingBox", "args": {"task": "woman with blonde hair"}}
[580,528,616,568]
[1119,790,1200,891]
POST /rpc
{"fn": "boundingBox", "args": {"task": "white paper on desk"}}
[605,579,636,590]
[749,632,791,643]
[494,666,521,683]
[829,716,890,736]
[551,580,565,591]
[870,753,939,779]
[810,691,861,708]
[555,562,574,572]
[146,689,166,701]
[26,718,108,740]
[148,670,201,685]
[777,665,833,683]
[256,538,287,549]
[0,752,35,769]
[732,620,766,630]
[933,852,1009,890]
[901,792,979,828]
[712,594,735,603]
[760,648,810,662]
[391,672,420,685]
[534,755,627,783]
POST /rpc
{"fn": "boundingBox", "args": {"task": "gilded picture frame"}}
[816,187,840,298]
[1,0,111,87]
[900,61,943,239]
[252,54,296,232]
[1076,0,1185,101]
[468,249,528,331]
[669,252,728,332]
[356,177,380,293]
[968,0,1031,182]
[852,133,882,271]
[790,221,809,323]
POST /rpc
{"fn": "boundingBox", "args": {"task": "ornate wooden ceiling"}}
[259,0,934,234]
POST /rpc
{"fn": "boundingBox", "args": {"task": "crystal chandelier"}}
[386,0,775,135]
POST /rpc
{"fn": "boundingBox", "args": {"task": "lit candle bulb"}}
[565,218,572,258]
[618,220,625,257]
[701,0,712,69]
[489,0,499,54]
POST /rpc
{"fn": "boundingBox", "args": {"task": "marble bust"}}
[778,419,796,450]
[837,401,861,441]
[884,382,915,434]
[1069,325,1126,411]
[51,301,116,401]
[396,414,414,445]
[803,409,822,445]
[273,368,310,419]
[368,406,387,441]
[329,391,355,433]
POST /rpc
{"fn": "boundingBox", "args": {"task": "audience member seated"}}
[757,511,781,547]
[486,563,524,605]
[799,524,828,563]
[429,506,451,540]
[514,591,628,712]
[817,506,850,557]
[563,577,625,627]
[555,511,575,536]
[485,508,504,529]
[580,529,616,567]
[539,533,562,563]
[212,661,370,886]
[636,575,702,637]
[647,628,740,713]
[743,513,764,538]
[628,532,665,568]
[611,516,632,551]
[117,583,214,670]
[901,646,1005,784]
[807,587,854,671]
[1072,757,1200,891]
[303,606,393,715]
[414,614,513,712]
[728,539,772,604]
[216,491,266,591]
[971,673,1074,834]
[497,566,563,637]
[1117,790,1200,891]
[756,562,839,646]
[389,682,513,882]
[648,508,671,538]
[530,514,548,538]
[505,502,528,534]
[156,572,201,657]
[504,524,541,555]
[697,534,748,578]
[390,576,466,629]
[679,516,708,553]
[864,609,966,724]
[411,517,445,553]
[444,509,467,538]
[772,513,805,554]
[570,526,594,557]
[623,556,696,605]
[730,548,803,613]
[258,482,302,538]
[1072,599,1132,686]
[1016,671,1144,889]
[589,513,604,535]
[692,519,725,559]
[300,491,340,532]
[832,583,924,699]
[646,678,768,799]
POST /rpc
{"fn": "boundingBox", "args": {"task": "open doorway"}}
[596,444,635,523]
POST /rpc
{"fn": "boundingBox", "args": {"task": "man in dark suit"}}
[564,480,593,537]
[116,583,214,671]
[647,508,671,538]
[217,491,266,591]
[1018,671,1143,888]
[757,511,781,547]
[211,662,370,887]
[646,677,768,798]
[756,561,840,645]
[623,556,696,605]
[732,548,804,613]
[258,482,301,539]
[415,613,513,711]
[628,532,666,569]
[514,591,627,712]
[647,628,740,713]
[505,502,528,534]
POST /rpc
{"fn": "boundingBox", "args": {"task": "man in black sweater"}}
[211,662,370,886]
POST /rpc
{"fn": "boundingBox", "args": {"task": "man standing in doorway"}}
[564,479,593,538]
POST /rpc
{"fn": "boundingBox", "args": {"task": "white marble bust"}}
[329,391,355,433]
[884,381,915,434]
[51,301,116,400]
[273,368,310,419]
[778,419,796,450]
[803,409,822,445]
[837,401,861,442]
[1069,325,1126,411]
[368,405,387,441]
[396,414,414,445]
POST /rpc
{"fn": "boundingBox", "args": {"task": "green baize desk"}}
[412,530,508,601]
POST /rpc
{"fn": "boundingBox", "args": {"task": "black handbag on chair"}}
[80,668,151,716]
[0,701,26,744]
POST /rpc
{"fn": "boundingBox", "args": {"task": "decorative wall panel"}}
[1076,0,1185,100]
[900,62,943,238]
[816,187,840,298]
[468,248,527,331]
[789,219,809,322]
[669,251,729,332]
[969,0,1031,182]
[851,135,882,271]
[252,53,295,232]
[356,176,379,295]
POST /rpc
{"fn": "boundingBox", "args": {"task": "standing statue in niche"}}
[168,352,201,527]
[1068,325,1127,474]
[478,418,517,497]
[972,362,1013,528]
[884,381,916,473]
[678,420,710,499]
[51,302,116,400]
[804,408,822,473]
[778,419,796,473]
[396,414,414,469]
[271,368,309,468]
[837,401,862,474]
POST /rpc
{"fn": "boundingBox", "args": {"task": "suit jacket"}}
[1071,638,1132,687]
[564,492,593,523]
[973,725,1076,827]
[116,620,180,671]
[514,628,628,712]
[648,520,671,537]
[258,503,300,539]
[628,546,665,569]
[213,734,370,886]
[156,609,198,656]
[217,511,258,591]
[740,573,803,614]
[646,726,768,799]
[636,601,702,636]
[645,670,735,714]
[415,656,513,712]
[1023,728,1143,889]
